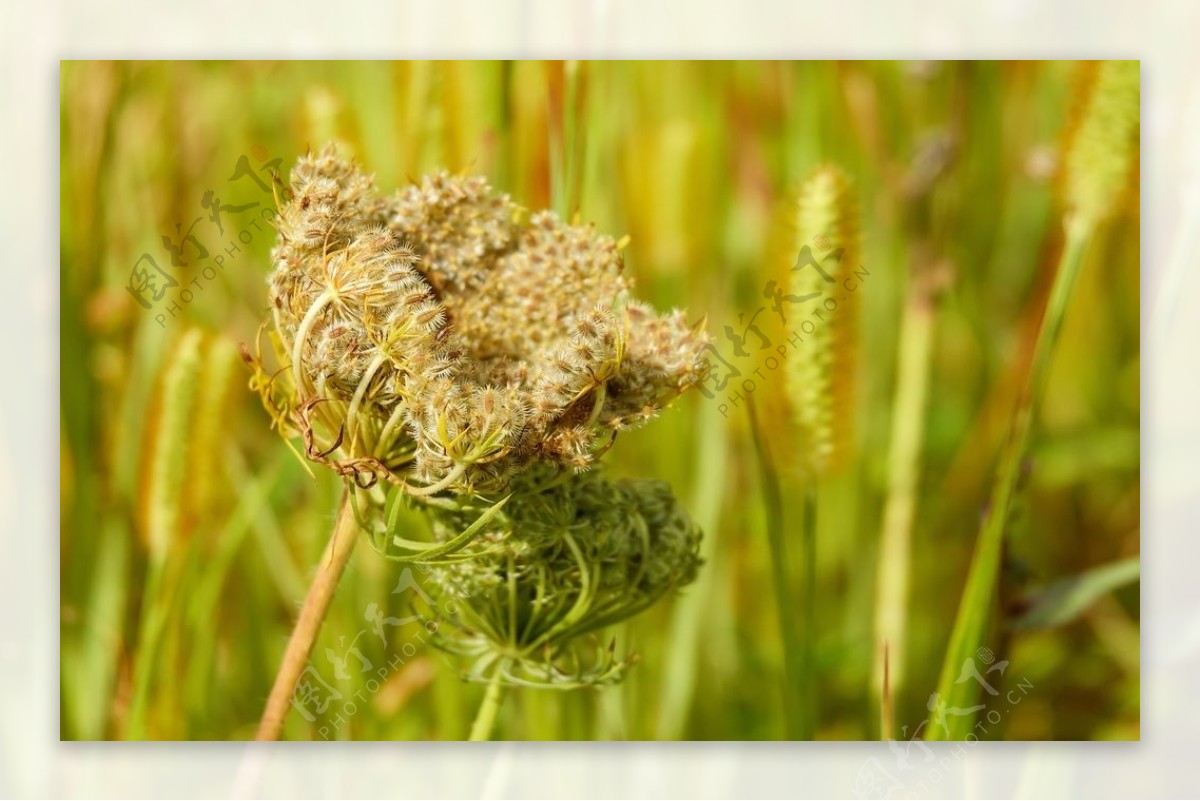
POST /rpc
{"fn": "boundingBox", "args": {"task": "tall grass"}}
[927,60,1139,740]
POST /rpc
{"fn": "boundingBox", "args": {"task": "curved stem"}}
[928,217,1093,740]
[346,351,388,445]
[256,488,360,741]
[404,460,469,498]
[584,381,608,427]
[378,401,409,454]
[469,666,507,741]
[291,289,333,391]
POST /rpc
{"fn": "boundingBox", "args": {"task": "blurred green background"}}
[59,61,1139,741]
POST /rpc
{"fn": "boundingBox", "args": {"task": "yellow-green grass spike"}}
[157,330,239,736]
[127,327,205,738]
[787,164,861,477]
[186,335,241,525]
[1061,60,1140,226]
[780,164,863,739]
[139,328,205,559]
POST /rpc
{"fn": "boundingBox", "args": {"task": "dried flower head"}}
[252,145,710,495]
[424,468,703,688]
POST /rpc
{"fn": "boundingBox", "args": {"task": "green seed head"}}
[424,468,703,688]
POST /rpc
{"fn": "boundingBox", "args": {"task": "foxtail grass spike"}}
[1061,60,1140,226]
[786,165,860,476]
[128,327,206,738]
[187,336,241,524]
[141,328,205,559]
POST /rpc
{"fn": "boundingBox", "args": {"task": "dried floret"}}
[255,146,711,495]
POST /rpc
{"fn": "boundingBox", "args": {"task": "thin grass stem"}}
[256,487,360,741]
[469,666,508,741]
[746,399,802,738]
[928,217,1092,740]
[799,480,817,739]
[873,279,938,738]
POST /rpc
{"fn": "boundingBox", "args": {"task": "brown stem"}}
[256,488,359,740]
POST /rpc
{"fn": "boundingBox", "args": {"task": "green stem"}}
[928,217,1092,741]
[469,667,507,741]
[799,481,817,739]
[125,554,169,738]
[873,280,938,738]
[405,460,469,498]
[746,399,801,739]
[551,60,582,218]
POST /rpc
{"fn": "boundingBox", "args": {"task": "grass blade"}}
[746,399,802,738]
[1014,557,1140,631]
[928,221,1091,740]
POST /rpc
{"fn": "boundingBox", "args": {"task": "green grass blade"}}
[928,221,1092,741]
[745,399,802,738]
[1014,557,1140,631]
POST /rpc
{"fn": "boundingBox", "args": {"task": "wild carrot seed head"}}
[258,145,711,494]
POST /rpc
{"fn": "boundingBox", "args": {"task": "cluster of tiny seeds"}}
[454,210,629,357]
[264,146,711,495]
[273,147,392,263]
[267,155,454,474]
[601,302,712,429]
[388,171,517,304]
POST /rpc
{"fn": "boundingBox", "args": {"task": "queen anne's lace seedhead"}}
[255,145,711,495]
[249,144,709,693]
